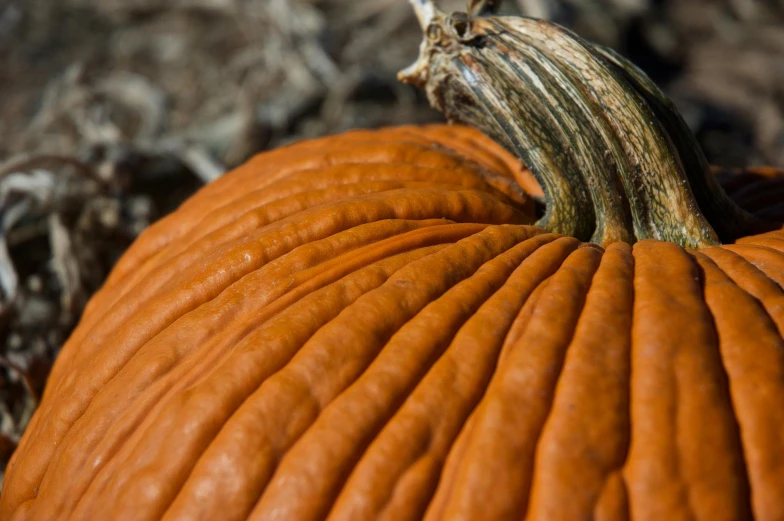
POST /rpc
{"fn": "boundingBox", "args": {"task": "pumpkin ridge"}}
[250,232,560,521]
[155,245,450,521]
[435,246,603,520]
[692,253,784,520]
[328,237,582,520]
[34,224,487,520]
[103,127,522,292]
[179,141,506,217]
[625,242,751,521]
[593,471,631,521]
[147,226,542,521]
[400,126,513,173]
[211,128,522,197]
[59,186,526,382]
[736,237,784,255]
[721,244,784,288]
[397,125,543,200]
[70,181,487,351]
[525,242,634,521]
[497,276,552,365]
[75,161,526,351]
[57,246,448,521]
[7,187,526,518]
[699,247,784,336]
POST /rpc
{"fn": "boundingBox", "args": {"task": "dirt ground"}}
[0,0,783,477]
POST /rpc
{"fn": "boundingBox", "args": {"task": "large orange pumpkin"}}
[3,4,784,521]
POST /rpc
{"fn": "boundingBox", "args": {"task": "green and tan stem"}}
[399,1,761,248]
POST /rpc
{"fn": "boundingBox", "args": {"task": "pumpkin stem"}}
[408,0,441,30]
[399,10,766,247]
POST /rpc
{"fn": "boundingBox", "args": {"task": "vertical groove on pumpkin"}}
[80,141,525,345]
[524,242,634,521]
[222,227,537,521]
[692,253,784,521]
[85,161,523,345]
[249,232,557,521]
[99,128,526,315]
[61,223,486,521]
[139,226,533,521]
[496,276,552,365]
[423,411,478,521]
[328,237,581,521]
[700,247,784,337]
[432,246,602,520]
[42,162,514,429]
[593,471,631,521]
[720,245,784,288]
[12,188,527,520]
[735,235,784,254]
[625,242,752,521]
[154,245,448,521]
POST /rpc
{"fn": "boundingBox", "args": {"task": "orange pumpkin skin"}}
[1,125,783,521]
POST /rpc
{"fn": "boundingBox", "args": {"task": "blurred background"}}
[0,0,783,477]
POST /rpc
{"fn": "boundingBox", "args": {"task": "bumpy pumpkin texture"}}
[1,123,783,521]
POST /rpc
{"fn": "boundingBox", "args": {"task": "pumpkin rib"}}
[5,187,527,518]
[248,231,558,521]
[63,179,496,371]
[423,275,554,521]
[525,242,634,521]
[423,411,477,521]
[400,125,517,176]
[103,129,527,292]
[405,122,544,199]
[82,157,526,347]
[27,217,462,470]
[692,253,784,521]
[624,241,751,521]
[737,235,784,253]
[720,244,784,287]
[433,246,603,521]
[68,160,528,378]
[327,237,582,521]
[73,224,516,521]
[149,226,550,521]
[62,245,445,521]
[52,186,525,390]
[735,231,784,248]
[397,125,541,198]
[30,223,488,521]
[92,164,525,317]
[497,275,552,363]
[699,247,784,336]
[178,139,515,220]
